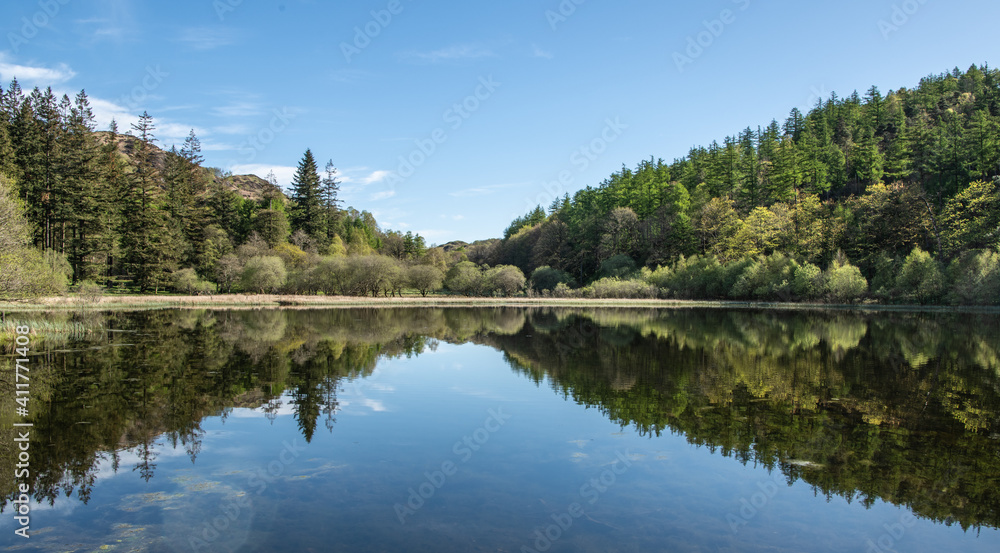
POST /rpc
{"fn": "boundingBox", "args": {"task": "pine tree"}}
[289,149,325,240]
[120,112,176,292]
[62,90,105,282]
[321,159,342,242]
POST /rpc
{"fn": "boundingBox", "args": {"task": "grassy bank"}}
[2,294,999,313]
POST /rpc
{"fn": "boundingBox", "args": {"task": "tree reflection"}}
[1,307,998,530]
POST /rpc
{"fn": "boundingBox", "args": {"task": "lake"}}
[1,307,998,552]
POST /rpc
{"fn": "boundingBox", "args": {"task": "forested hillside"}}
[0,80,435,297]
[480,64,1000,304]
[1,65,999,304]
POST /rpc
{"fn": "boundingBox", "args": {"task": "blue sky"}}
[1,0,997,243]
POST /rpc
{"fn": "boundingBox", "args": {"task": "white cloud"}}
[532,44,554,59]
[211,101,264,118]
[370,190,396,201]
[449,182,526,198]
[176,27,238,50]
[400,44,495,64]
[0,55,76,86]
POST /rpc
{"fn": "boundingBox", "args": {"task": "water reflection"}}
[1,307,999,534]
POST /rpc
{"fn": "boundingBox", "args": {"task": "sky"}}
[1,0,998,244]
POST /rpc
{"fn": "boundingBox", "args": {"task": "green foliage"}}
[730,252,800,301]
[946,250,1000,306]
[824,257,868,303]
[408,265,445,297]
[172,268,215,295]
[583,277,658,299]
[482,265,526,297]
[530,266,574,292]
[240,256,287,294]
[598,254,637,279]
[504,205,546,239]
[895,247,945,304]
[444,261,483,296]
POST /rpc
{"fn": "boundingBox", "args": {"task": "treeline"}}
[0,79,438,297]
[477,64,1000,304]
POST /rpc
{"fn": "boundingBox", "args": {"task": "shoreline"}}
[1,294,998,313]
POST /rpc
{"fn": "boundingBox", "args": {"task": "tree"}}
[445,261,483,296]
[895,247,944,304]
[408,265,444,297]
[119,112,176,292]
[941,179,1000,255]
[824,256,868,303]
[483,265,526,297]
[240,256,287,293]
[321,159,342,242]
[289,149,325,240]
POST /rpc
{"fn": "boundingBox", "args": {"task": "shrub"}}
[444,261,483,296]
[792,262,823,300]
[408,265,445,297]
[240,256,287,293]
[598,254,638,279]
[585,277,658,299]
[946,249,1000,306]
[215,254,243,293]
[730,253,799,301]
[77,280,105,303]
[173,268,216,295]
[531,266,574,292]
[895,247,944,304]
[483,265,527,297]
[824,259,868,303]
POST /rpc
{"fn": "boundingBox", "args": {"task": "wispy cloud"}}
[448,182,525,198]
[0,55,76,86]
[399,44,495,64]
[176,27,238,51]
[532,44,554,59]
[211,101,264,118]
[370,190,396,201]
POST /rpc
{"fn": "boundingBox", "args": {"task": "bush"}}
[240,256,287,293]
[895,247,944,304]
[483,265,526,297]
[824,259,868,303]
[530,266,574,292]
[172,268,215,295]
[729,253,799,301]
[946,249,1000,306]
[792,262,823,300]
[584,277,658,299]
[598,254,638,279]
[408,265,445,297]
[445,261,483,296]
[76,280,105,303]
[215,254,243,293]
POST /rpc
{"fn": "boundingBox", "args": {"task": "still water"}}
[1,307,998,552]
